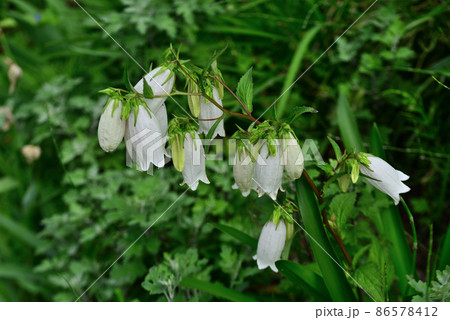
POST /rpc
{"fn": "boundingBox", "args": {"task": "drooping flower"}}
[198,86,225,139]
[360,156,410,205]
[281,132,304,180]
[98,99,126,152]
[134,67,174,140]
[134,66,174,112]
[232,147,255,197]
[180,132,210,190]
[252,141,284,200]
[253,219,286,272]
[125,106,166,170]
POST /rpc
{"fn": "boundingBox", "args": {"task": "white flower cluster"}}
[233,134,304,200]
[98,67,225,191]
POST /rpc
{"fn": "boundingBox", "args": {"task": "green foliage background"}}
[0,0,449,301]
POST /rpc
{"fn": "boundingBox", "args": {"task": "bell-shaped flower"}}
[252,141,284,200]
[98,99,126,152]
[281,132,304,180]
[232,147,255,197]
[125,106,166,170]
[253,220,286,272]
[134,67,174,140]
[360,156,410,205]
[181,132,210,190]
[198,87,225,139]
[134,66,174,112]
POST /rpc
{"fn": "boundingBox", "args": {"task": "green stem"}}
[400,197,417,276]
[426,224,433,301]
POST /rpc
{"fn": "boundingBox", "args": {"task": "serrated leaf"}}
[355,263,385,302]
[236,67,253,114]
[327,136,342,159]
[143,78,154,99]
[329,192,356,231]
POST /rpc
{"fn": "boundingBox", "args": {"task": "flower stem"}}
[400,197,417,276]
[206,73,252,116]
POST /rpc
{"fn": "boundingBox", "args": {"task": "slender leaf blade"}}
[210,223,257,249]
[180,277,257,302]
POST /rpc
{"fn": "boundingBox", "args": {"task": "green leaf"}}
[180,277,258,302]
[209,223,257,249]
[123,66,134,92]
[206,116,225,141]
[283,106,317,124]
[0,214,39,248]
[276,261,331,301]
[143,78,154,99]
[236,67,253,114]
[438,225,450,270]
[327,136,342,160]
[355,263,385,302]
[329,192,357,231]
[276,25,322,117]
[0,177,19,193]
[295,176,356,301]
[369,123,413,297]
[337,87,363,152]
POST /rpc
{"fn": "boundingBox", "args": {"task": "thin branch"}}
[206,73,252,116]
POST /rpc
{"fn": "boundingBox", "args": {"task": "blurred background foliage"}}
[0,0,449,301]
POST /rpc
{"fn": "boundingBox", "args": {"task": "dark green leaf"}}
[276,261,331,301]
[327,136,342,160]
[180,277,258,302]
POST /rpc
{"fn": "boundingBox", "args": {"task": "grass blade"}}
[276,260,331,301]
[295,176,356,301]
[277,25,321,117]
[337,88,364,152]
[180,277,257,302]
[210,223,257,249]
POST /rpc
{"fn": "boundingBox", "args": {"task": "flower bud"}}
[187,80,201,117]
[252,141,284,200]
[281,132,304,180]
[98,99,126,152]
[253,219,286,272]
[198,87,225,139]
[180,132,210,190]
[171,134,185,172]
[232,147,255,197]
[337,173,350,192]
